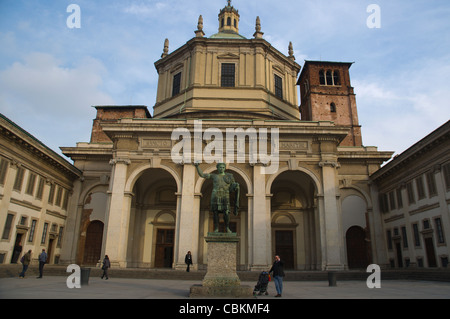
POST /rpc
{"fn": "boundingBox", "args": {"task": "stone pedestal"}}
[190,233,253,298]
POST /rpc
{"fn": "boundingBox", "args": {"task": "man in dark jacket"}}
[269,255,285,297]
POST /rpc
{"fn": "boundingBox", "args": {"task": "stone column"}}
[319,159,344,270]
[368,181,389,267]
[250,164,271,270]
[174,163,199,270]
[104,158,131,268]
[60,178,83,264]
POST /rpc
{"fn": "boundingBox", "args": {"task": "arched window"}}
[221,18,224,27]
[319,70,325,85]
[326,70,333,86]
[333,71,340,85]
[330,102,336,112]
[227,17,231,26]
[234,19,237,28]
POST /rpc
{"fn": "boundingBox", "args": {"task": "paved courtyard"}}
[1,275,450,299]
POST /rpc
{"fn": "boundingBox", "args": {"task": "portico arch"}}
[124,167,178,268]
[270,169,320,270]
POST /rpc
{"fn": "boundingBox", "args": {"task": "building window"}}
[401,226,408,248]
[36,177,45,200]
[406,182,415,205]
[172,72,181,96]
[221,63,235,87]
[443,163,450,190]
[55,186,63,207]
[330,102,336,112]
[26,173,36,196]
[1,214,14,240]
[28,219,37,243]
[13,166,25,192]
[319,70,325,85]
[389,191,396,210]
[435,218,445,244]
[426,171,437,197]
[274,74,283,99]
[41,222,49,244]
[227,17,231,26]
[333,71,341,85]
[416,176,426,200]
[0,157,8,185]
[48,184,55,204]
[57,227,64,247]
[396,188,403,209]
[320,70,341,86]
[326,70,333,86]
[412,223,420,247]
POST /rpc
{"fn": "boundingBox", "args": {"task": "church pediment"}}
[217,53,240,60]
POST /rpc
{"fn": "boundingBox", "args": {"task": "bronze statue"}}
[194,162,240,233]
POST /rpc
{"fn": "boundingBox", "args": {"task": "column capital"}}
[109,158,131,166]
[318,160,340,169]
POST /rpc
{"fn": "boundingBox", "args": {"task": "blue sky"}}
[0,0,449,161]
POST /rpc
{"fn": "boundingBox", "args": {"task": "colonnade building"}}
[2,2,398,271]
[59,2,393,271]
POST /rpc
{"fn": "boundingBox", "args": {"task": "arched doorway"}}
[270,170,317,270]
[128,168,178,268]
[83,221,104,265]
[346,226,369,269]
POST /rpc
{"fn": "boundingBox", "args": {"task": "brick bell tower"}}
[297,61,362,147]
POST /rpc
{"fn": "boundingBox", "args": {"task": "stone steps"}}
[2,264,450,282]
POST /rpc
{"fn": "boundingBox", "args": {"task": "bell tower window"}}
[319,70,325,85]
[333,71,340,85]
[320,69,341,86]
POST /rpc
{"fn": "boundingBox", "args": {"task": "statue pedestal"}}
[190,233,253,298]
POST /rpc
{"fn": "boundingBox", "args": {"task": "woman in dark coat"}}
[101,255,111,280]
[185,251,193,272]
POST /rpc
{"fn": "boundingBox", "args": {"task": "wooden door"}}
[425,237,437,267]
[83,221,104,265]
[346,226,369,269]
[155,229,174,268]
[275,230,294,269]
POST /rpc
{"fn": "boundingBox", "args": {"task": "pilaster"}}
[104,157,131,267]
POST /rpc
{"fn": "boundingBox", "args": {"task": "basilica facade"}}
[59,2,393,271]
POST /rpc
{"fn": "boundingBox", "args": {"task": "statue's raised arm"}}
[194,162,210,179]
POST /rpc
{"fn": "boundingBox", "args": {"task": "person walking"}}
[19,250,32,278]
[185,251,193,272]
[37,249,47,278]
[101,255,111,280]
[269,255,285,297]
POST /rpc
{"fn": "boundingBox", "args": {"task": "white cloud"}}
[0,52,115,156]
[354,56,450,155]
